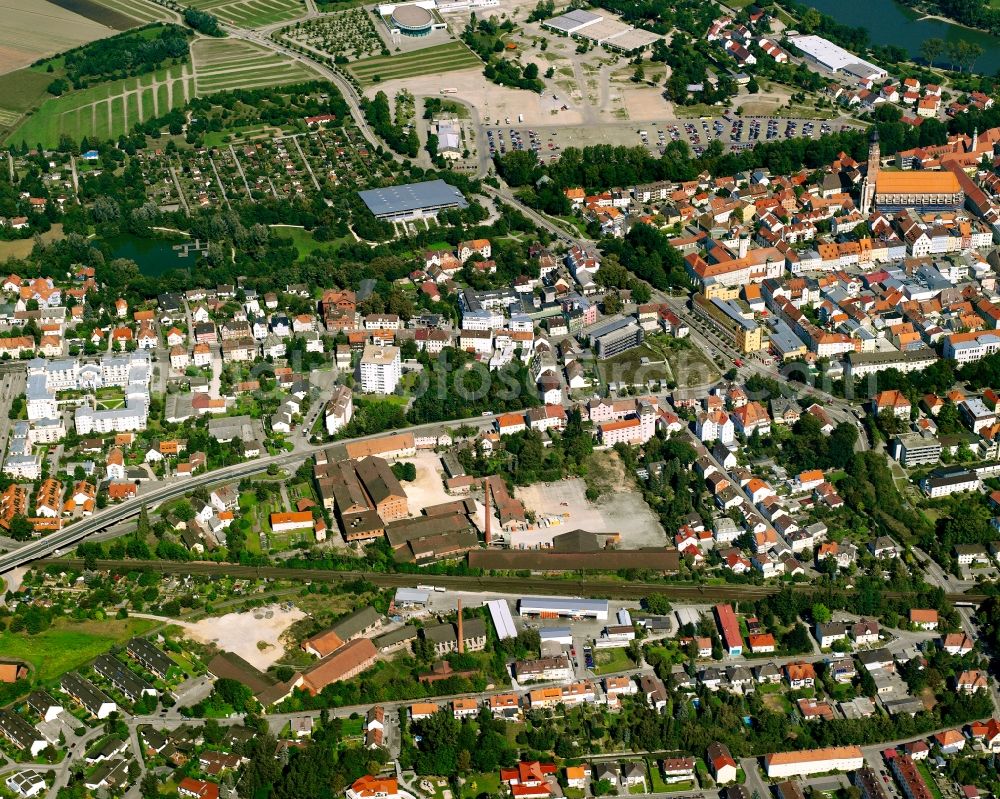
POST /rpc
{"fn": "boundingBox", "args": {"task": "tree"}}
[800,8,821,31]
[7,514,33,542]
[920,38,944,66]
[643,595,672,615]
[140,771,160,799]
[391,461,417,482]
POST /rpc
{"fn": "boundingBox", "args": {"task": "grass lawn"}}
[341,716,364,737]
[0,68,56,133]
[272,225,340,257]
[597,342,669,387]
[760,691,792,713]
[593,647,636,675]
[916,762,943,799]
[238,491,258,511]
[462,772,501,799]
[647,761,670,792]
[0,618,156,682]
[674,103,726,118]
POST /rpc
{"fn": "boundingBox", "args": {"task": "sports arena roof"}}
[358,179,468,218]
[543,8,602,33]
[391,4,433,28]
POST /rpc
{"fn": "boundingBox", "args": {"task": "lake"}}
[803,0,1000,74]
[102,234,200,277]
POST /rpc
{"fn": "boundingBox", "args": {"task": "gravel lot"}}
[403,451,458,513]
[178,604,304,669]
[514,477,665,548]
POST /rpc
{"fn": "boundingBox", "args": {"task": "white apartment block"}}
[359,345,401,395]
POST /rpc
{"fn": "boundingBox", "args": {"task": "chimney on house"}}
[483,479,492,546]
[457,598,464,654]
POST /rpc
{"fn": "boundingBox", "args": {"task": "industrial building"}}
[518,596,610,621]
[358,179,468,222]
[789,35,887,80]
[485,599,517,640]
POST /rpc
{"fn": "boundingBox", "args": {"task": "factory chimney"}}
[457,598,464,654]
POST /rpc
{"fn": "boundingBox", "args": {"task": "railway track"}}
[39,559,989,605]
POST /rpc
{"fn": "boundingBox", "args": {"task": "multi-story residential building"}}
[359,345,401,395]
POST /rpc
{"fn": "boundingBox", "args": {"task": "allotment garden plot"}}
[348,41,482,86]
[279,8,387,60]
[155,125,389,212]
[185,0,307,27]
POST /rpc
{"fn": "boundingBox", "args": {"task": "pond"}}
[803,0,1000,74]
[101,234,202,277]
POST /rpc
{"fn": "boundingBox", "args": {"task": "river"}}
[101,234,200,277]
[803,0,1000,74]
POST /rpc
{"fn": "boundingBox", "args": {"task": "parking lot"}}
[486,116,855,160]
[654,116,848,155]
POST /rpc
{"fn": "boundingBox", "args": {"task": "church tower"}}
[860,128,879,216]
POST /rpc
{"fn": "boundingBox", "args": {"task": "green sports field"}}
[0,618,156,682]
[348,41,482,86]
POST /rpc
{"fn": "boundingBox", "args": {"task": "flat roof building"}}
[358,179,468,222]
[519,596,609,621]
[485,599,517,640]
[543,8,603,33]
[790,35,886,79]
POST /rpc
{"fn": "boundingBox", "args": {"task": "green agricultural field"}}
[186,0,307,27]
[191,38,317,94]
[91,0,177,23]
[0,69,58,137]
[0,618,156,682]
[349,42,482,86]
[11,63,194,148]
[8,41,316,147]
